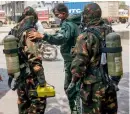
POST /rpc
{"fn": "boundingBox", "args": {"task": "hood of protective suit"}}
[14,16,37,38]
[18,6,38,24]
[82,3,104,27]
[67,13,81,26]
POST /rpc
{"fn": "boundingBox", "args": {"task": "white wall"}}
[24,1,63,11]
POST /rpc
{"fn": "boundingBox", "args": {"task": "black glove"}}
[112,81,119,91]
[108,77,120,91]
[111,76,120,85]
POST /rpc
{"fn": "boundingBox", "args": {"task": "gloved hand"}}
[112,80,119,91]
[111,76,120,91]
[108,78,119,91]
[111,76,120,85]
[66,82,77,99]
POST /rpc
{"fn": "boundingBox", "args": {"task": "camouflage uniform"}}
[9,7,46,114]
[69,3,118,114]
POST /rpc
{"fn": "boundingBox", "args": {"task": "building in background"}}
[0,1,63,22]
[0,1,24,22]
[24,1,62,11]
[94,1,119,23]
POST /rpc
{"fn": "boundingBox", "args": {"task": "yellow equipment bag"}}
[30,83,55,98]
[37,83,55,97]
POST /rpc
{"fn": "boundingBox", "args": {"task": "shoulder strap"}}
[84,27,103,41]
[84,27,105,52]
[85,28,122,53]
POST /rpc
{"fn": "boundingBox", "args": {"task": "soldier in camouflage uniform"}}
[28,3,81,114]
[67,3,118,114]
[9,7,47,114]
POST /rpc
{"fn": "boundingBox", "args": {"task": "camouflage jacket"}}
[71,23,112,84]
[10,16,42,78]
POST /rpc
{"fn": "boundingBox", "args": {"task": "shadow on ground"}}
[45,97,62,114]
[0,68,10,99]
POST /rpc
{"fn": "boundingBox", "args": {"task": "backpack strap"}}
[84,27,103,40]
[85,28,122,53]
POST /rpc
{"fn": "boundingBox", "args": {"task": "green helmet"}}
[82,3,102,26]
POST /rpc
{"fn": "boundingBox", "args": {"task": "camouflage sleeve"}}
[24,33,46,85]
[24,34,42,65]
[43,23,73,45]
[71,32,99,82]
[71,33,90,82]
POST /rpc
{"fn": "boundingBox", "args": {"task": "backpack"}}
[6,21,38,90]
[84,27,123,89]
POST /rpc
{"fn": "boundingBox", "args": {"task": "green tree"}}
[119,1,129,10]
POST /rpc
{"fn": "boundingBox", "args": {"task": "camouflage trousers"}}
[17,78,46,114]
[64,61,81,113]
[101,85,118,114]
[80,81,118,114]
[80,82,105,114]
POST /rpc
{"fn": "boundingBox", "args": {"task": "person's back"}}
[6,7,47,114]
[69,3,119,114]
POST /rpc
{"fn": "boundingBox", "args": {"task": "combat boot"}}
[71,105,79,114]
[70,99,81,114]
[71,107,77,114]
[71,110,78,114]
